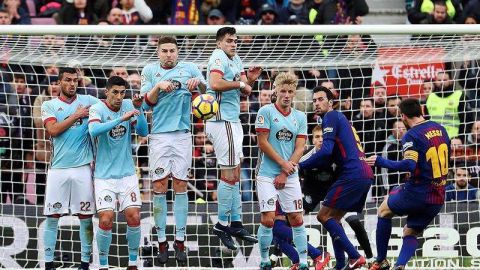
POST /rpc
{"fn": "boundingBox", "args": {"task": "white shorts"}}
[256,175,303,213]
[206,121,243,167]
[149,131,192,181]
[43,165,95,216]
[94,174,141,212]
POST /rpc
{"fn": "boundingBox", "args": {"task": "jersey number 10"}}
[426,143,448,178]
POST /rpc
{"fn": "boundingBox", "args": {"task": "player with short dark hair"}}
[206,26,262,250]
[141,36,206,264]
[41,67,100,270]
[299,86,373,270]
[88,76,147,270]
[366,98,450,270]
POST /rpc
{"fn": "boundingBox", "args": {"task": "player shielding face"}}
[205,26,262,250]
[299,86,374,270]
[366,99,450,270]
[255,72,313,270]
[140,36,206,264]
[41,67,100,270]
[88,76,148,270]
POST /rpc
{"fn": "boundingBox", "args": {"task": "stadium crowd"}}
[0,0,479,208]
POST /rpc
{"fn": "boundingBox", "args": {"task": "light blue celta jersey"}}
[41,94,99,169]
[88,100,146,179]
[255,104,308,178]
[206,48,245,122]
[140,61,206,133]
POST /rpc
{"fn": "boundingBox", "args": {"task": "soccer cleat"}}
[174,240,188,264]
[342,256,366,270]
[229,224,258,243]
[45,262,56,270]
[260,261,272,270]
[156,241,169,264]
[314,251,331,270]
[212,223,237,250]
[366,257,376,268]
[368,259,391,270]
[392,266,405,270]
[126,266,138,270]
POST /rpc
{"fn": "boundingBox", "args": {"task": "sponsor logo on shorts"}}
[154,167,164,176]
[104,195,112,202]
[109,125,127,139]
[276,128,293,141]
[267,198,275,206]
[53,202,62,209]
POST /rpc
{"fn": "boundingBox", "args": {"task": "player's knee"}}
[288,213,304,227]
[99,218,113,230]
[173,179,187,192]
[403,226,420,237]
[377,202,394,218]
[152,179,168,193]
[260,213,275,228]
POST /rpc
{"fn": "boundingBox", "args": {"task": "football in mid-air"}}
[192,94,219,120]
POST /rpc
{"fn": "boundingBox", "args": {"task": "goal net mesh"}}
[1,30,480,269]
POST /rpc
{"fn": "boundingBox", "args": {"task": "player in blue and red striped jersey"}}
[299,86,373,270]
[366,98,450,270]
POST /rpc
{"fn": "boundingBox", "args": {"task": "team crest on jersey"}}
[257,115,265,125]
[104,195,112,202]
[168,79,182,90]
[109,125,126,139]
[276,128,293,141]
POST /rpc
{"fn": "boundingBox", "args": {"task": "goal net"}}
[1,25,480,269]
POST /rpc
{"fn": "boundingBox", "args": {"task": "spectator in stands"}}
[445,166,479,201]
[353,98,386,155]
[386,96,401,129]
[2,0,31,24]
[380,120,407,192]
[459,59,480,105]
[110,66,129,81]
[313,0,369,25]
[277,0,308,24]
[259,88,272,107]
[256,3,278,25]
[107,7,122,24]
[450,136,475,162]
[55,0,97,24]
[372,85,387,116]
[408,0,461,24]
[192,140,218,202]
[425,70,474,139]
[0,107,24,204]
[206,9,226,25]
[421,79,434,103]
[339,94,353,121]
[36,35,67,57]
[239,95,256,201]
[128,71,141,90]
[11,73,34,150]
[0,8,11,24]
[118,0,153,24]
[419,0,454,24]
[467,120,480,157]
[307,0,327,24]
[461,0,480,24]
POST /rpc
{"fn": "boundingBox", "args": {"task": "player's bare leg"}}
[172,178,188,264]
[152,177,170,264]
[125,207,141,269]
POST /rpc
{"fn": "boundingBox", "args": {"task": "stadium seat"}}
[31,17,56,25]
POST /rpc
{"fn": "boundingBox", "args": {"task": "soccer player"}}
[366,98,450,270]
[41,67,99,270]
[255,72,310,270]
[141,36,206,264]
[206,26,261,250]
[88,76,148,270]
[299,86,374,270]
[273,202,330,270]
